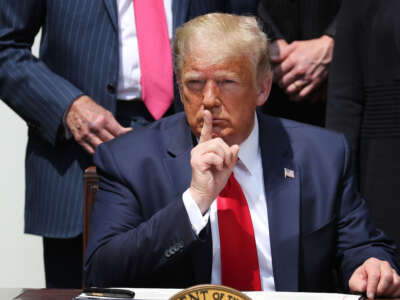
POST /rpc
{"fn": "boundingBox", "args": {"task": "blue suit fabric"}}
[85,112,398,290]
[0,0,257,239]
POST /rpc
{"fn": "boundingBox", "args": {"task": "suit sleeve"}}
[326,0,363,178]
[324,16,337,38]
[323,0,342,38]
[257,1,284,41]
[84,142,203,287]
[335,135,399,289]
[0,0,84,145]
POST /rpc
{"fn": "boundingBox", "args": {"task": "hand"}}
[189,110,239,214]
[66,95,132,154]
[349,257,400,299]
[272,35,334,101]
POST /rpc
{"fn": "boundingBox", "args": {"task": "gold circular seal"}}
[169,284,251,300]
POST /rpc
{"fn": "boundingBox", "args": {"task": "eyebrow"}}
[183,70,240,80]
[213,70,238,78]
[183,72,204,80]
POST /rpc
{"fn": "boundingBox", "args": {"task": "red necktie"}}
[133,0,174,120]
[217,174,262,291]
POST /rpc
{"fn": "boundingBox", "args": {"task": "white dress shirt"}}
[183,114,276,291]
[116,0,173,100]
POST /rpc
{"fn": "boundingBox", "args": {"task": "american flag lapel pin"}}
[284,168,295,179]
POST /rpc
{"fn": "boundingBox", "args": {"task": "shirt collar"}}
[236,113,260,176]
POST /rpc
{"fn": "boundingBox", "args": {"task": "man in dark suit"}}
[85,13,400,296]
[257,0,341,126]
[0,0,257,288]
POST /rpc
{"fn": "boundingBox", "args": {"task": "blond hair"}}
[173,13,271,81]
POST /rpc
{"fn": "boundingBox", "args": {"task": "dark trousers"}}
[43,234,83,288]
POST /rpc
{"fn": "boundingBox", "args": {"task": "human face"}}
[179,53,271,146]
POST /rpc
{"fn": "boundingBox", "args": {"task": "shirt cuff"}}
[182,189,210,235]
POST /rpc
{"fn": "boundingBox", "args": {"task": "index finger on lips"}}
[199,109,213,143]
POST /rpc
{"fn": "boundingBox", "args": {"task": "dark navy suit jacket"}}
[0,0,256,238]
[85,112,398,290]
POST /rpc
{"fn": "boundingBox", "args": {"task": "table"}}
[1,288,81,300]
[2,288,400,300]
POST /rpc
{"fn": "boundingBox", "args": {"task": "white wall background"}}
[0,32,45,288]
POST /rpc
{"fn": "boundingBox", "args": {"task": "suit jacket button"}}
[164,249,171,258]
[107,83,116,94]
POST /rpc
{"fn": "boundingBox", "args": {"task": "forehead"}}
[181,53,254,80]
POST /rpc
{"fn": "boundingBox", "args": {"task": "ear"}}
[255,73,272,106]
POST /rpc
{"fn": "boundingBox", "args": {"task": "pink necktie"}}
[217,174,262,291]
[133,0,174,120]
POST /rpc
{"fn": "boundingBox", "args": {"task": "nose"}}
[202,80,220,109]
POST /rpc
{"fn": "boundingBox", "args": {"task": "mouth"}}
[212,119,226,125]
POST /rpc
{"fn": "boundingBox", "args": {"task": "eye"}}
[218,79,235,86]
[186,80,205,91]
[217,79,237,89]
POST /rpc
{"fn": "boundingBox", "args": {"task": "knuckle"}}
[368,257,379,265]
[287,57,295,66]
[297,66,307,75]
[88,117,104,131]
[383,272,393,283]
[214,137,223,144]
[382,261,391,268]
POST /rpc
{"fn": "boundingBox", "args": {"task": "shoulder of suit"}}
[98,112,186,152]
[259,113,346,148]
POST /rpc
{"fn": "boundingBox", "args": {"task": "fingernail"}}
[367,292,374,299]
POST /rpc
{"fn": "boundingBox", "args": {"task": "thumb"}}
[227,144,240,169]
[113,124,132,136]
[199,110,213,143]
[121,126,133,133]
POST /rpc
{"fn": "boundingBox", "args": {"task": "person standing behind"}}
[326,0,400,257]
[0,0,256,288]
[257,0,340,126]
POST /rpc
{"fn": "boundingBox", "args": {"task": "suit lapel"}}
[163,116,193,195]
[162,115,212,283]
[103,0,118,32]
[258,113,300,291]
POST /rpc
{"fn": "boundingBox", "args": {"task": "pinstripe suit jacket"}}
[0,0,256,238]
